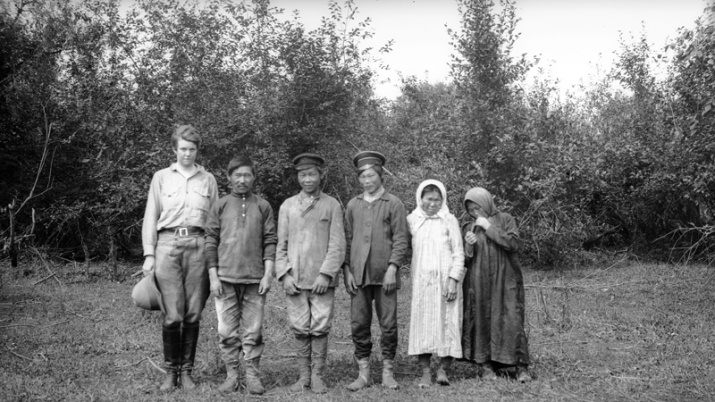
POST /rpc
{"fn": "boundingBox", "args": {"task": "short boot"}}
[310,335,329,394]
[245,358,265,395]
[180,322,200,390]
[417,354,432,388]
[516,365,532,383]
[436,357,452,386]
[217,363,240,393]
[160,325,182,393]
[347,357,372,391]
[382,359,399,389]
[481,361,498,381]
[289,336,312,392]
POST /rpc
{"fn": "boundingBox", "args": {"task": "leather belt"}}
[160,226,204,237]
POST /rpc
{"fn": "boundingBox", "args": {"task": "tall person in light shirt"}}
[141,125,218,392]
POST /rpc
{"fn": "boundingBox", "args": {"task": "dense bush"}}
[1,0,713,269]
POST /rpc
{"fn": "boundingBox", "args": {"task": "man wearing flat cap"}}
[343,151,409,390]
[275,153,346,394]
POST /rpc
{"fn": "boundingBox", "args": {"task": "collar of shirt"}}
[230,191,253,200]
[169,162,204,179]
[298,190,322,204]
[357,188,389,203]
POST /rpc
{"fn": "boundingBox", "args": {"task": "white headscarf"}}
[410,179,450,231]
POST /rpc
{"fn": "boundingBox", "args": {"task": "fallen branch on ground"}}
[33,272,57,286]
[6,345,34,361]
[147,357,166,373]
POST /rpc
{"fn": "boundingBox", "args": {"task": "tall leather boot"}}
[382,359,399,389]
[310,335,329,394]
[289,335,312,392]
[245,357,265,395]
[160,324,181,393]
[180,322,200,390]
[347,357,372,391]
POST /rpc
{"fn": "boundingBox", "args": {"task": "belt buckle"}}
[178,227,188,237]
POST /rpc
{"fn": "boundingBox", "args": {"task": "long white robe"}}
[407,180,466,357]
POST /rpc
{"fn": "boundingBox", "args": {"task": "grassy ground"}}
[1,257,714,401]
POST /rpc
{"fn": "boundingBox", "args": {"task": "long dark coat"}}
[461,212,530,366]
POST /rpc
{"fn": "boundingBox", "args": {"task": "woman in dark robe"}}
[461,187,531,382]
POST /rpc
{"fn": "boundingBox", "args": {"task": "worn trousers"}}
[286,289,336,337]
[215,282,265,365]
[154,233,209,327]
[351,285,398,360]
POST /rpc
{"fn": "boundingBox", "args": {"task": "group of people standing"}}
[137,125,531,395]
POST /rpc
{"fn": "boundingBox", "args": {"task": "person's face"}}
[358,167,382,195]
[421,190,443,216]
[174,139,197,168]
[466,200,486,219]
[229,166,255,195]
[298,166,322,195]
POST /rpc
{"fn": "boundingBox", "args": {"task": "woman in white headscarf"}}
[461,187,531,383]
[407,180,465,388]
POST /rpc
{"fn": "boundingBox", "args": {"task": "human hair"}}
[171,125,201,150]
[227,154,255,176]
[356,165,383,178]
[421,184,442,199]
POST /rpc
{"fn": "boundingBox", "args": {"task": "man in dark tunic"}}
[343,151,409,390]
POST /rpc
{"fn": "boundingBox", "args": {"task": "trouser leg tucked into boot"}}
[347,357,372,391]
[218,362,240,393]
[180,322,200,390]
[417,354,432,388]
[160,325,182,393]
[310,335,329,394]
[436,356,452,386]
[382,359,399,389]
[289,335,312,392]
[245,357,265,395]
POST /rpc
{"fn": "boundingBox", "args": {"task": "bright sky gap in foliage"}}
[267,0,707,99]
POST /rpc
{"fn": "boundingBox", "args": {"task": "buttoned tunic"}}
[275,192,346,289]
[204,192,277,283]
[344,191,408,286]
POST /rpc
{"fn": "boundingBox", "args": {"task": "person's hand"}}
[383,264,398,294]
[475,216,491,230]
[209,270,223,298]
[312,274,330,294]
[282,275,300,296]
[443,278,458,301]
[343,268,358,295]
[465,231,478,245]
[258,274,272,295]
[142,256,155,276]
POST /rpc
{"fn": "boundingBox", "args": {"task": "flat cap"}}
[292,153,325,171]
[353,151,386,171]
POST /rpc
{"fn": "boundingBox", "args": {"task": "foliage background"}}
[1,0,714,269]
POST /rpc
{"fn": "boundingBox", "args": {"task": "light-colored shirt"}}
[142,163,218,256]
[275,191,346,289]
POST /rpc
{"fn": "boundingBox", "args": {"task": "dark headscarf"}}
[463,187,498,217]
